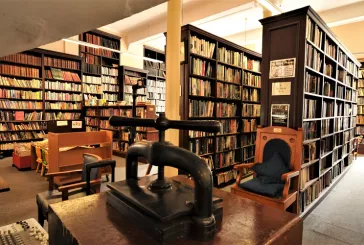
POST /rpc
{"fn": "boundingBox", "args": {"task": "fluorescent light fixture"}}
[62,38,163,63]
[256,0,283,15]
[327,16,364,28]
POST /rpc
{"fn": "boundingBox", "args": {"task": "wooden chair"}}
[35,146,43,173]
[35,153,116,226]
[40,149,47,177]
[231,126,303,214]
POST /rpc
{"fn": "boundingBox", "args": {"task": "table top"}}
[49,176,302,245]
[0,176,10,192]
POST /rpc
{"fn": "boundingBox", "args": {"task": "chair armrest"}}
[281,170,299,182]
[46,169,83,177]
[58,179,101,201]
[233,162,256,170]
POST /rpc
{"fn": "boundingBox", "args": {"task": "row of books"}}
[300,164,316,189]
[0,131,45,142]
[305,72,321,94]
[347,60,357,76]
[191,58,214,77]
[323,101,334,117]
[241,133,256,145]
[101,67,118,76]
[0,111,43,121]
[0,100,42,109]
[147,68,166,78]
[243,56,260,72]
[303,99,317,118]
[306,43,322,72]
[300,175,328,213]
[242,104,260,117]
[148,92,165,100]
[243,73,261,87]
[188,130,214,139]
[338,50,347,67]
[85,109,97,116]
[238,147,255,162]
[45,69,81,82]
[100,120,116,130]
[325,63,334,77]
[215,151,235,169]
[83,75,101,84]
[190,35,216,59]
[189,100,214,117]
[216,103,237,117]
[357,116,364,124]
[83,33,120,57]
[147,79,165,88]
[218,47,243,67]
[242,119,257,133]
[44,56,80,70]
[45,112,81,120]
[217,82,240,99]
[303,121,317,140]
[216,169,238,186]
[346,74,353,87]
[356,126,364,135]
[190,78,211,97]
[0,64,40,78]
[0,53,41,66]
[103,93,118,101]
[0,89,42,100]
[85,117,98,126]
[0,143,15,150]
[322,119,331,136]
[242,88,260,102]
[219,119,238,134]
[102,75,118,84]
[86,126,98,132]
[323,81,333,97]
[189,138,213,155]
[83,84,102,94]
[216,135,237,151]
[83,63,101,75]
[338,70,345,82]
[82,53,100,65]
[0,76,41,89]
[100,108,131,117]
[0,122,46,131]
[102,84,119,92]
[325,39,336,59]
[337,85,344,99]
[45,92,82,101]
[306,16,323,48]
[45,81,81,92]
[45,102,81,110]
[217,65,241,84]
[303,142,317,163]
[320,137,332,156]
[144,60,166,71]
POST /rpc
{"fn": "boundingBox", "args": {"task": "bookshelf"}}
[79,30,121,103]
[179,24,262,188]
[119,66,148,104]
[144,46,166,114]
[260,6,360,216]
[84,104,158,157]
[357,63,364,137]
[0,49,83,151]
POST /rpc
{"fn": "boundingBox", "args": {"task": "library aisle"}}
[303,156,364,245]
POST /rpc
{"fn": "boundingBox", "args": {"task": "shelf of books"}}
[144,46,166,114]
[119,66,148,104]
[357,65,364,136]
[84,104,157,156]
[79,30,121,103]
[260,6,360,217]
[179,25,261,188]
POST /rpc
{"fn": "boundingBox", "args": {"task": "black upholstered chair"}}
[231,126,303,214]
[36,153,116,226]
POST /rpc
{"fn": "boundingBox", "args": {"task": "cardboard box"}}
[13,152,32,170]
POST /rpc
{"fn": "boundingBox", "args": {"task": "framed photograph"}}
[269,58,296,79]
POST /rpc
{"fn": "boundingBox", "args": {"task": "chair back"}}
[81,154,102,183]
[255,126,303,172]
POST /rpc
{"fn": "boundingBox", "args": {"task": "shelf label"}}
[272,82,291,96]
[271,104,290,127]
[56,121,68,126]
[269,58,296,79]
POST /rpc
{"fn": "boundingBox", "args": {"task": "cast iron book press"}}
[107,113,223,243]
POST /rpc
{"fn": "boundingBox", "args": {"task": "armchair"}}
[36,153,116,226]
[231,126,303,214]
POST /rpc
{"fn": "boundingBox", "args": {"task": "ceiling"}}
[101,0,364,57]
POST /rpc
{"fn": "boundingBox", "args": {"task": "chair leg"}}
[36,162,41,173]
[38,205,45,227]
[40,165,45,177]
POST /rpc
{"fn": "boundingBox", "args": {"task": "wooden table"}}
[48,176,302,245]
[0,176,10,192]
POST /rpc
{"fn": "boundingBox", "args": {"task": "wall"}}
[38,35,79,56]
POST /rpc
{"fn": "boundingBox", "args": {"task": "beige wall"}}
[38,35,79,56]
[331,22,364,59]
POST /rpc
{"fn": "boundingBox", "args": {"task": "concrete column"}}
[164,0,182,177]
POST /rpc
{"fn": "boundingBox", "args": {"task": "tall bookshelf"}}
[0,48,83,152]
[356,63,364,137]
[143,46,166,114]
[179,25,262,188]
[259,6,360,217]
[79,30,121,103]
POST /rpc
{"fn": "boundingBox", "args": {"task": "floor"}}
[0,155,157,227]
[1,155,364,244]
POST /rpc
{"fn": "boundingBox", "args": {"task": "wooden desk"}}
[0,176,10,192]
[48,176,302,245]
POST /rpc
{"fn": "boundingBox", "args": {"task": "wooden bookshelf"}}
[178,24,262,188]
[356,63,364,137]
[79,30,121,103]
[143,46,166,114]
[119,66,148,104]
[259,6,360,217]
[84,104,157,156]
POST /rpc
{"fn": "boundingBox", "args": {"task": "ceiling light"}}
[62,38,163,63]
[256,0,283,15]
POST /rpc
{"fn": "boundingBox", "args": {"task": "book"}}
[217,64,241,83]
[306,16,323,48]
[189,138,214,155]
[322,100,334,117]
[303,121,318,140]
[323,81,333,97]
[303,99,317,118]
[15,112,24,121]
[218,46,243,67]
[242,56,260,72]
[243,72,261,87]
[190,35,216,59]
[305,72,321,94]
[306,43,322,72]
[325,39,336,59]
[324,63,334,77]
[189,100,214,117]
[192,58,214,77]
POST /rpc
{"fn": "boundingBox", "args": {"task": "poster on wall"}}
[269,58,296,79]
[272,82,291,96]
[271,104,290,127]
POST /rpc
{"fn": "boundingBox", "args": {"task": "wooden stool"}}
[35,146,43,173]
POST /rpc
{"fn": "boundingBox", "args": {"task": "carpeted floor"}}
[0,156,157,227]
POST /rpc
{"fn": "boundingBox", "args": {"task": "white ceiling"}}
[272,0,362,12]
